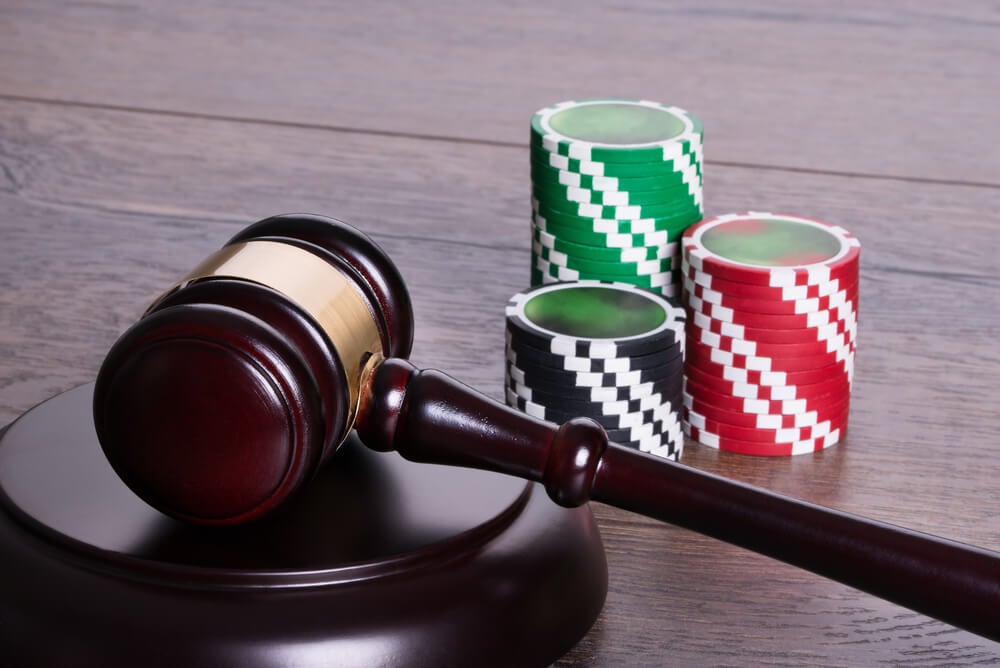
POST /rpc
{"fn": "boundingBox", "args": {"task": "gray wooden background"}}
[1,2,999,664]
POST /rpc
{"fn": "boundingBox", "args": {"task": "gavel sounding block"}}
[0,384,608,667]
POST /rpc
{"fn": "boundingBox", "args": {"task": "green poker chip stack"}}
[529,99,705,297]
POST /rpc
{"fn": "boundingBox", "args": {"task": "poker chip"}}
[684,422,844,457]
[683,262,858,302]
[680,212,860,456]
[683,391,849,431]
[686,345,855,388]
[532,150,702,180]
[685,407,847,444]
[506,282,685,357]
[505,376,684,453]
[505,375,683,417]
[683,212,860,287]
[531,99,702,160]
[533,239,677,277]
[535,193,699,222]
[528,99,705,295]
[534,226,678,264]
[532,211,691,249]
[684,361,849,402]
[533,201,699,236]
[683,276,859,316]
[683,375,842,417]
[532,162,695,195]
[534,179,698,209]
[688,320,854,360]
[505,389,684,461]
[506,330,681,372]
[506,384,681,423]
[506,352,684,391]
[686,338,855,376]
[505,387,681,432]
[506,382,682,439]
[688,309,856,347]
[506,362,681,405]
[687,291,857,330]
[533,253,681,294]
[503,281,686,460]
[606,422,684,453]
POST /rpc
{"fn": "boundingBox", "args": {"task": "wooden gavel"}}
[93,214,1000,642]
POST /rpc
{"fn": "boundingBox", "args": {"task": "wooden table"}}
[1,1,998,664]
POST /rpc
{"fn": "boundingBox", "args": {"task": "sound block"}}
[0,384,608,667]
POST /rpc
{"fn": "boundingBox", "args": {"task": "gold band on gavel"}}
[146,240,384,427]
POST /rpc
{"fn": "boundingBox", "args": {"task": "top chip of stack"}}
[503,280,687,461]
[529,99,704,298]
[680,212,860,456]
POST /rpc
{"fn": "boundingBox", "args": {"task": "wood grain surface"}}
[1,2,999,665]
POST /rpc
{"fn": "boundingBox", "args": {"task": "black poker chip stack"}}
[504,280,686,460]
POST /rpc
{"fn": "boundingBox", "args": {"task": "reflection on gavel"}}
[93,214,1000,642]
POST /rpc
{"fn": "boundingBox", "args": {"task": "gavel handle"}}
[357,358,1000,642]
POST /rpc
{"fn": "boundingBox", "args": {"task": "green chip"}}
[549,102,688,146]
[531,99,704,164]
[534,241,678,276]
[532,253,681,294]
[532,178,697,209]
[531,148,702,180]
[530,129,701,165]
[534,190,699,220]
[533,224,677,263]
[533,213,695,249]
[534,200,702,232]
[531,160,697,194]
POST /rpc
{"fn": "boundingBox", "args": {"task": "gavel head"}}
[93,214,414,526]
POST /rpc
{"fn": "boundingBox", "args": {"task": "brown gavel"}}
[93,214,1000,642]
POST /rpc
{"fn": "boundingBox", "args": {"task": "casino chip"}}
[503,281,686,460]
[529,99,704,295]
[680,212,861,456]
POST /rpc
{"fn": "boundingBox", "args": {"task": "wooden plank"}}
[588,504,1000,666]
[1,98,998,275]
[2,1,1000,182]
[2,100,999,662]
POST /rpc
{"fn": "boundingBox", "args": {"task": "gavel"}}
[93,214,1000,642]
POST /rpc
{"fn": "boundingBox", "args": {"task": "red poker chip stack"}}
[680,212,860,456]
